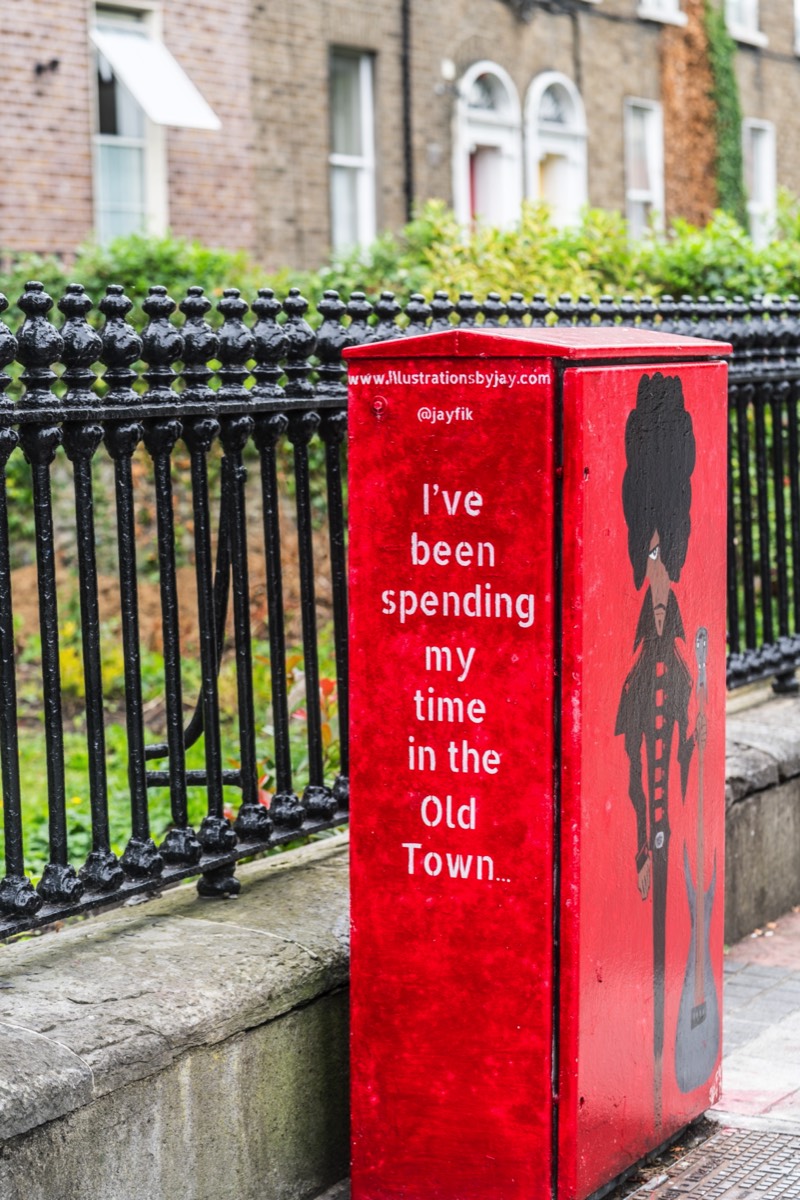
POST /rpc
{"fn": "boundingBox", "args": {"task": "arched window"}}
[453,62,523,227]
[525,73,588,228]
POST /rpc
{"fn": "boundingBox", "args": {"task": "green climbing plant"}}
[704,0,747,226]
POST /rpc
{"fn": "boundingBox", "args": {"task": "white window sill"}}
[637,7,688,27]
[727,23,768,48]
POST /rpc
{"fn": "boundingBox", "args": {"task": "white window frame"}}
[328,50,376,253]
[623,98,665,239]
[725,0,767,47]
[637,0,687,27]
[742,118,776,248]
[452,60,523,228]
[795,0,800,55]
[524,72,588,228]
[93,4,167,242]
[92,1,220,244]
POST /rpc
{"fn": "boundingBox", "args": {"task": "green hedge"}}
[4,195,800,326]
[0,234,309,330]
[322,196,800,304]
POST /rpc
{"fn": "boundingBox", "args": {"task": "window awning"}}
[90,28,221,131]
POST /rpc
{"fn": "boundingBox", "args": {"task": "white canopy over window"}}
[90,27,220,130]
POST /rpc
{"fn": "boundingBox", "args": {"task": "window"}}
[94,9,154,243]
[743,120,776,248]
[795,0,800,54]
[525,73,587,228]
[725,0,767,45]
[624,99,664,240]
[329,50,376,253]
[637,0,687,25]
[453,62,523,228]
[92,6,219,244]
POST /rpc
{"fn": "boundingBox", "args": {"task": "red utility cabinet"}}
[346,326,729,1200]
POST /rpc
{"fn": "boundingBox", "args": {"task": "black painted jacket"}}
[615,590,695,873]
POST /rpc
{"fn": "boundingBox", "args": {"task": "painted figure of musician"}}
[615,372,714,1126]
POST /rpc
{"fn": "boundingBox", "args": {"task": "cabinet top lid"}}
[344,325,731,362]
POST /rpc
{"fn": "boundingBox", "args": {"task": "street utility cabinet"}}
[346,326,729,1200]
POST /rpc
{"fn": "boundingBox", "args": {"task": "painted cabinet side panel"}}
[348,355,556,1199]
[559,361,727,1199]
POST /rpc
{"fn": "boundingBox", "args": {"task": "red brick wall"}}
[0,0,256,259]
[4,0,800,270]
[0,0,94,257]
[163,0,256,254]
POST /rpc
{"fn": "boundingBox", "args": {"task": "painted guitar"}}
[674,627,720,1093]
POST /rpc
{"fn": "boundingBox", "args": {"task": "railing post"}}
[371,291,404,342]
[481,292,506,326]
[216,289,271,846]
[455,292,480,326]
[405,293,432,335]
[140,286,204,864]
[17,282,85,905]
[60,283,125,891]
[285,290,336,819]
[345,292,373,346]
[506,293,529,327]
[178,287,237,892]
[100,284,163,880]
[251,288,305,829]
[429,291,455,332]
[0,294,40,916]
[317,289,350,810]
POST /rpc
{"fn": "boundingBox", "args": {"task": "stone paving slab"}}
[725,908,800,969]
[714,910,800,1132]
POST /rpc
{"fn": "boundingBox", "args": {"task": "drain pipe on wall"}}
[401,0,414,222]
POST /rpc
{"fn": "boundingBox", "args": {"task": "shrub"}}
[4,195,800,336]
[315,198,800,306]
[1,234,267,329]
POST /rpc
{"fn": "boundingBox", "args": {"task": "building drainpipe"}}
[401,0,414,222]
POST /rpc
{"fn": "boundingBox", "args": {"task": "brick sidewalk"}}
[713,907,800,1131]
[621,907,800,1198]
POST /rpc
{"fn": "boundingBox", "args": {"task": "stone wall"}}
[726,693,800,943]
[0,839,350,1200]
[0,692,798,1196]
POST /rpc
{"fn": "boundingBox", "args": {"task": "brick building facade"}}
[0,0,255,260]
[0,0,798,269]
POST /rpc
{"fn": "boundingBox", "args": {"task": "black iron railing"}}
[0,280,352,937]
[0,282,794,938]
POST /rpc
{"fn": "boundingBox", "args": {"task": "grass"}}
[6,620,341,883]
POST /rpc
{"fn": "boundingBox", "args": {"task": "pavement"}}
[320,908,800,1200]
[614,906,800,1198]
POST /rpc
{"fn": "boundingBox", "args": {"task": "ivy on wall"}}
[704,0,748,226]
